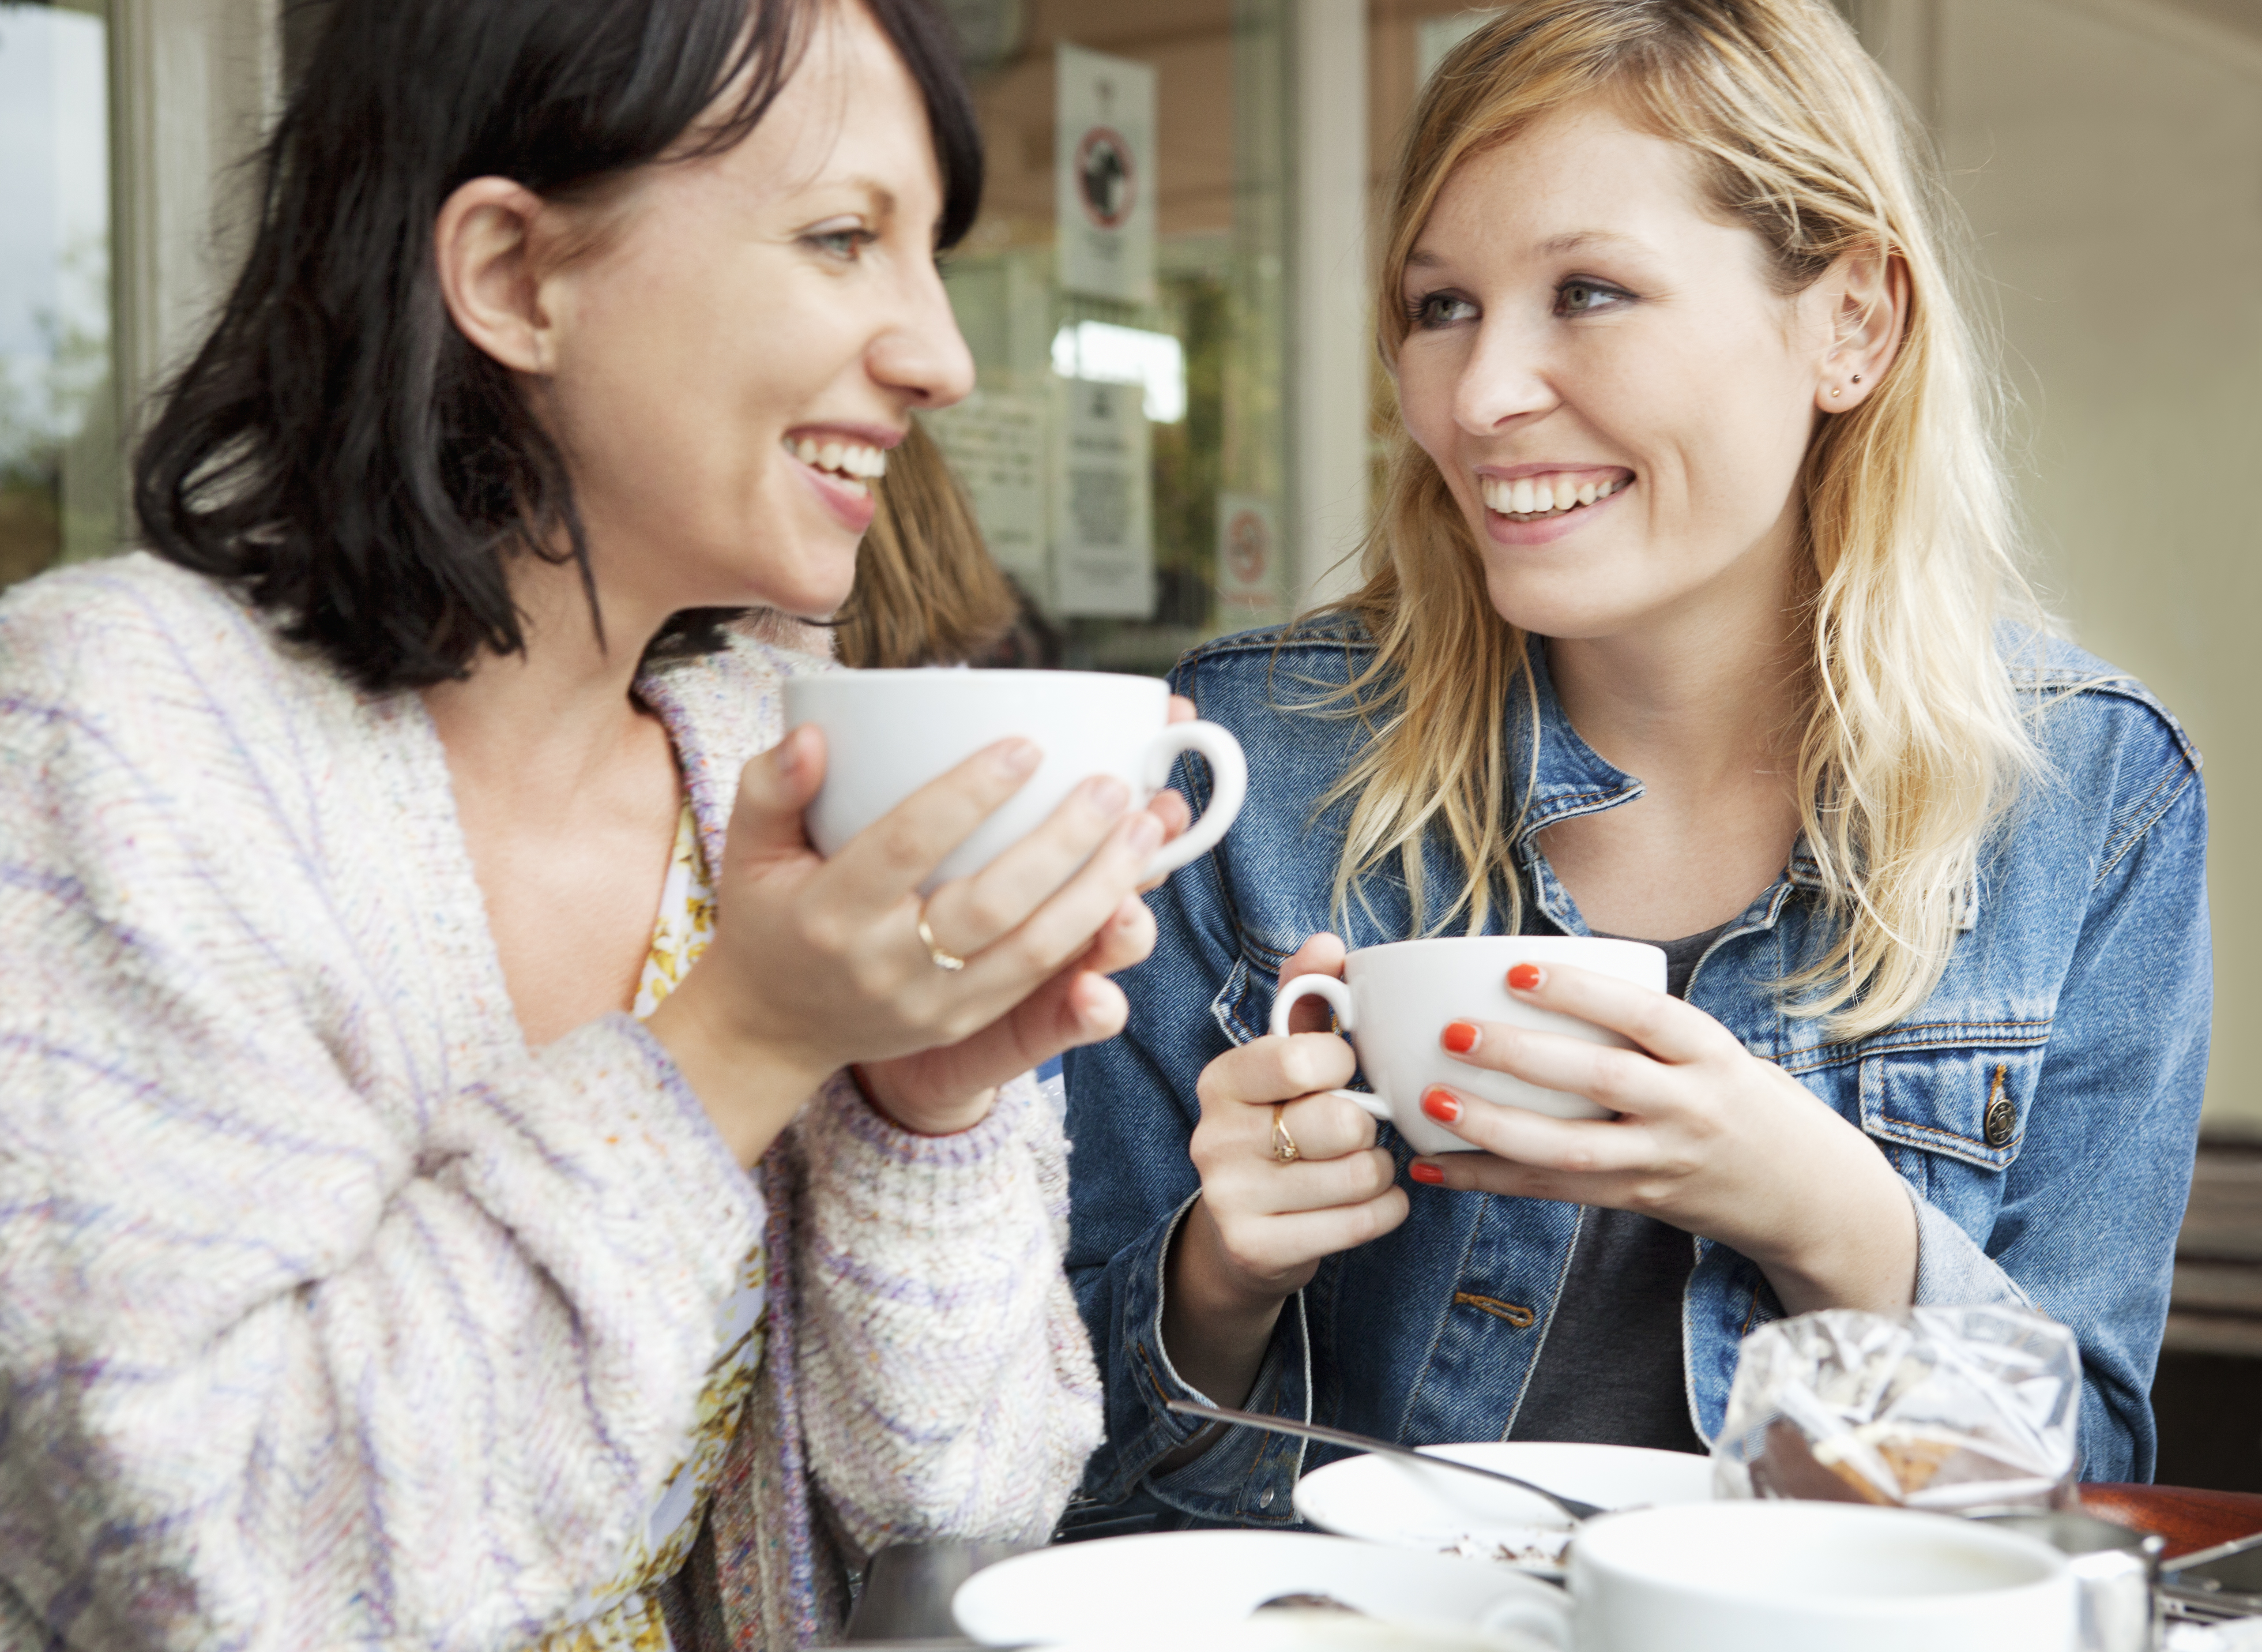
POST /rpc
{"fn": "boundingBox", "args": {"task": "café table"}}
[2081,1483,2262,1560]
[826,1485,2262,1647]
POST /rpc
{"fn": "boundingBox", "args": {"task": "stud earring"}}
[1852,373,1863,384]
[1829,386,1842,398]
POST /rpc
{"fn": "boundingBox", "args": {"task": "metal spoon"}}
[1164,1399,1608,1523]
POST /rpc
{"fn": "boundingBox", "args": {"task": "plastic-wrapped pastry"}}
[1712,1306,2082,1512]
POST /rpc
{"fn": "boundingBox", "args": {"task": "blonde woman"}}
[1065,0,2207,1517]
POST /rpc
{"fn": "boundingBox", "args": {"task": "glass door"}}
[933,0,1294,674]
[0,0,118,593]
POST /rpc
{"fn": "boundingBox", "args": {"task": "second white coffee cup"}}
[783,669,1247,894]
[1267,935,1667,1156]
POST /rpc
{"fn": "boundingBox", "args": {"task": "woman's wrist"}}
[849,1065,998,1137]
[645,982,836,1168]
[1751,1139,1919,1316]
[1161,1198,1294,1408]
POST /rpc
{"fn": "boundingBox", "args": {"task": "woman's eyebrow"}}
[1534,229,1649,257]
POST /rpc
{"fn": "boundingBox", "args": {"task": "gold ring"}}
[917,909,966,972]
[1271,1103,1300,1164]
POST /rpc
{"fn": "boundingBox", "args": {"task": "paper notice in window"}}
[1052,378,1153,618]
[924,391,1048,592]
[1056,44,1156,306]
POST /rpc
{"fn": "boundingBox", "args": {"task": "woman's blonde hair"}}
[1321,0,2038,1039]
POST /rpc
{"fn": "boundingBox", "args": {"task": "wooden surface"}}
[2083,1482,2262,1558]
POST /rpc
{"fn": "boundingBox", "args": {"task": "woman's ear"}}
[1814,244,1908,414]
[433,176,557,375]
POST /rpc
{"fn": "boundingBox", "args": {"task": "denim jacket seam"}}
[1781,1017,2054,1076]
[1871,1112,2022,1159]
[1497,1201,1590,1442]
[1391,1190,1502,1439]
[1142,1191,1214,1413]
[2095,765,2196,887]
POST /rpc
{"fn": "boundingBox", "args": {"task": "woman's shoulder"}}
[2000,624,2202,803]
[1167,610,1377,732]
[0,551,350,726]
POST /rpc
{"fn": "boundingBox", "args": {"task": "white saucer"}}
[950,1530,1570,1647]
[1292,1442,1717,1575]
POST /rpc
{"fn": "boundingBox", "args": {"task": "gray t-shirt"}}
[1503,923,1725,1456]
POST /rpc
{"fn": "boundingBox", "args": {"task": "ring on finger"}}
[1271,1102,1301,1164]
[915,902,967,972]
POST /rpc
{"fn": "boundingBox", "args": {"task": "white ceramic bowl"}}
[1294,1442,1716,1575]
[951,1530,1572,1648]
[1566,1500,2076,1652]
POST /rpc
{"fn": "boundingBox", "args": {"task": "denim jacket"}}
[1063,618,2209,1521]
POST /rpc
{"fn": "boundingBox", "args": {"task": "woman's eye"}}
[1409,292,1479,329]
[1555,279,1629,316]
[805,225,876,261]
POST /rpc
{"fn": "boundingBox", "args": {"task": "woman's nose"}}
[1453,319,1557,434]
[869,267,977,411]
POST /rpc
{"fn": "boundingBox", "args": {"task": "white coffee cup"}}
[1567,1501,2077,1652]
[1267,936,1667,1156]
[783,669,1247,893]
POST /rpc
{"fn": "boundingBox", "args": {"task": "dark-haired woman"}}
[0,2,1170,1646]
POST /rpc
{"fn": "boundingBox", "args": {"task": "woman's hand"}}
[1408,962,1916,1315]
[648,713,1187,1163]
[1163,934,1410,1410]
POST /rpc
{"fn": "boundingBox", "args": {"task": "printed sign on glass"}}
[924,391,1050,594]
[1215,492,1280,610]
[1055,43,1156,305]
[1052,378,1153,618]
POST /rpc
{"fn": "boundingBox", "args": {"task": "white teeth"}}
[1479,471,1630,517]
[786,437,892,481]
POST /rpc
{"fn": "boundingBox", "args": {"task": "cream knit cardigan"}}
[0,555,1103,1650]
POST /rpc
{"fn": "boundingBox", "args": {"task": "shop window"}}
[0,0,117,593]
[934,0,1293,675]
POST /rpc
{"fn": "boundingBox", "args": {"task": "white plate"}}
[1292,1442,1717,1574]
[950,1530,1571,1647]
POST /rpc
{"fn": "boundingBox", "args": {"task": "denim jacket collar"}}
[1509,639,1968,935]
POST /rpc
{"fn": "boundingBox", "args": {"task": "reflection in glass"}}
[0,0,115,593]
[933,0,1292,675]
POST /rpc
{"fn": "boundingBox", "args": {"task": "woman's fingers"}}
[721,725,829,875]
[1416,1087,1663,1175]
[1217,1184,1410,1275]
[1197,1029,1358,1115]
[919,771,1143,958]
[815,737,1045,917]
[1498,962,1738,1064]
[1408,1148,1650,1208]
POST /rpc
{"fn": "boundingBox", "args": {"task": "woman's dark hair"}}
[135,0,982,693]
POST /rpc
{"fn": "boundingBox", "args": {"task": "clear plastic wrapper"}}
[1712,1305,2083,1512]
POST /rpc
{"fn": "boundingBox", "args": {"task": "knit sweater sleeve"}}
[0,570,766,1650]
[791,1071,1103,1555]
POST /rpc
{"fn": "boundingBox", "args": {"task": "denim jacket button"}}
[1983,1096,2018,1149]
[1258,1486,1276,1508]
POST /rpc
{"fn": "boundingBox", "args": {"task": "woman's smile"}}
[1477,463,1636,544]
[779,426,900,531]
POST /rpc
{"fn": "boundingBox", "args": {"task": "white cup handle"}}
[1266,974,1390,1123]
[1478,1593,1574,1650]
[1138,720,1247,879]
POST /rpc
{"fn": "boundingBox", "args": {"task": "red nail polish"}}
[1507,963,1542,991]
[1409,1162,1445,1185]
[1421,1087,1460,1123]
[1442,1020,1480,1055]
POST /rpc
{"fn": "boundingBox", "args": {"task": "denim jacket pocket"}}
[1856,1020,2053,1172]
[1212,953,1265,1048]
